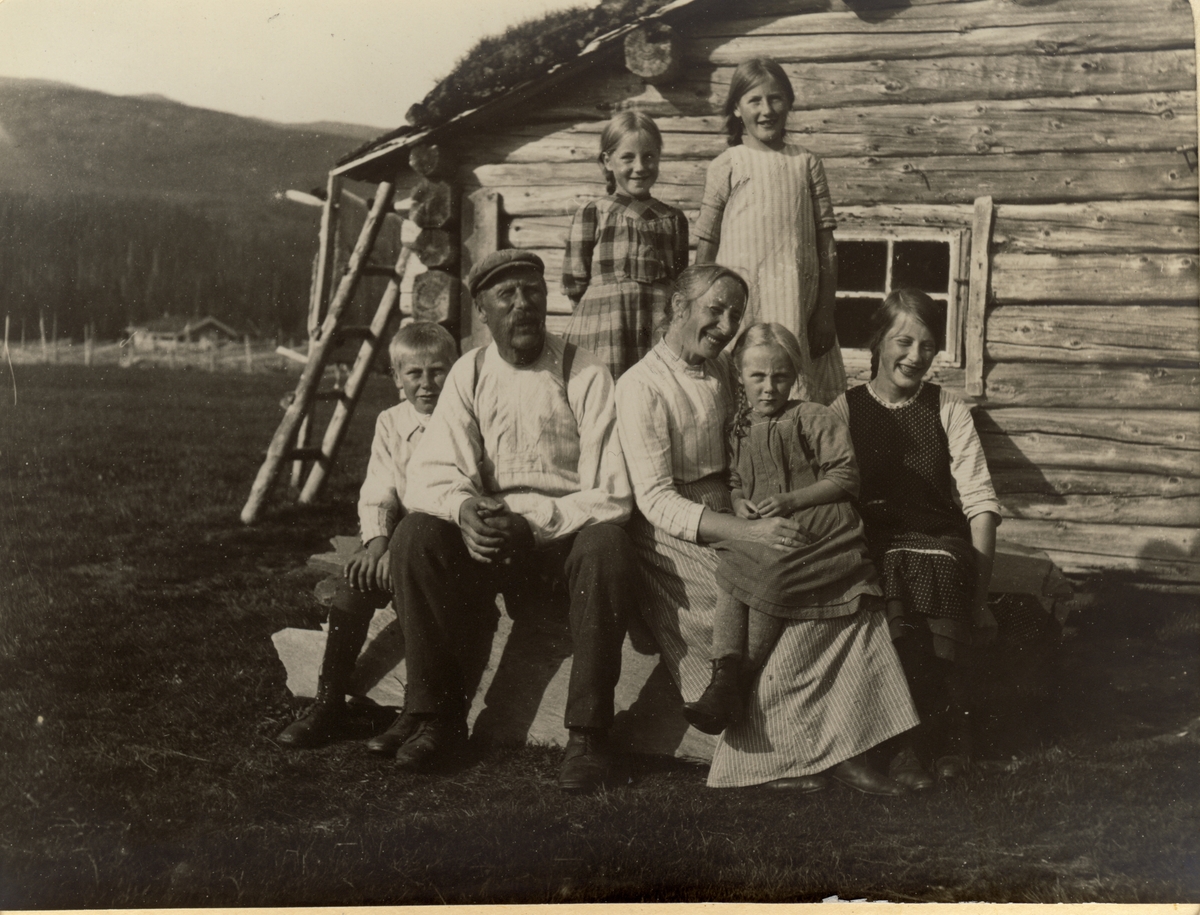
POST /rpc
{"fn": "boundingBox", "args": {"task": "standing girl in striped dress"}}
[561,111,690,380]
[695,57,846,405]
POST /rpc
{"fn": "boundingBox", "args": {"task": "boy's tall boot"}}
[682,656,743,735]
[277,602,372,749]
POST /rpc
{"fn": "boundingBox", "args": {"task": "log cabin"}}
[314,0,1200,593]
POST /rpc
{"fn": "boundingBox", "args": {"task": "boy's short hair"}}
[388,322,458,372]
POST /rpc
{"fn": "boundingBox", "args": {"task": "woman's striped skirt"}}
[629,477,919,787]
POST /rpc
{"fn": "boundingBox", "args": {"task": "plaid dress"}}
[561,193,689,380]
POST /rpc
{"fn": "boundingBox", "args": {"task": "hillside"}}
[0,79,385,339]
[0,78,369,211]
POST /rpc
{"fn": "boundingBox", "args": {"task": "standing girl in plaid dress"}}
[562,111,689,380]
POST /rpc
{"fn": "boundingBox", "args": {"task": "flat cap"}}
[467,249,544,298]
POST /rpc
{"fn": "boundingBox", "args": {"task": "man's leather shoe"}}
[366,711,419,757]
[393,716,466,772]
[935,754,968,781]
[830,754,905,796]
[762,774,829,793]
[558,728,622,793]
[889,745,934,792]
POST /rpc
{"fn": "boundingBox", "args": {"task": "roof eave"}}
[331,0,706,184]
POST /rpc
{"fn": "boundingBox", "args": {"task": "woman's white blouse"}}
[615,341,737,542]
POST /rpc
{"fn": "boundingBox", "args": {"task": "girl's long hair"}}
[722,57,795,147]
[730,323,803,438]
[598,110,663,194]
[865,288,944,378]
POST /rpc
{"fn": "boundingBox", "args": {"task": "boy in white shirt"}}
[277,322,458,752]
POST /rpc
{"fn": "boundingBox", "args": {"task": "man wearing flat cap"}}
[392,249,637,793]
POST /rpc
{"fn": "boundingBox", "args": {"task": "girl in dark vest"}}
[830,289,1001,789]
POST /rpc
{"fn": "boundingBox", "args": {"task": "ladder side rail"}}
[298,244,413,504]
[293,173,344,488]
[240,180,396,524]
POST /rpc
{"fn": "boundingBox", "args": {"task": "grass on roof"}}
[411,0,675,126]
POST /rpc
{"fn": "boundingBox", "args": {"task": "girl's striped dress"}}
[696,139,846,405]
[561,192,689,381]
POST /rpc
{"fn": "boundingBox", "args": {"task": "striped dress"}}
[616,341,918,787]
[695,139,846,405]
[561,193,689,381]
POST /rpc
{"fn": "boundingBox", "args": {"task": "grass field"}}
[1,363,1197,906]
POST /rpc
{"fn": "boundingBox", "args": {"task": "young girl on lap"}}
[686,324,902,795]
[695,57,845,405]
[562,110,689,380]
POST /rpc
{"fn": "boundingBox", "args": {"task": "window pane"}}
[835,296,882,349]
[838,240,887,292]
[892,241,950,293]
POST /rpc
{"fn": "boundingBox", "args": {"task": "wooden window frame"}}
[835,225,971,367]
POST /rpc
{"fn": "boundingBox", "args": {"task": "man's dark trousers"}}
[394,511,636,729]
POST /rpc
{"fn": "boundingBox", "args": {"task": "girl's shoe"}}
[682,657,742,734]
[889,744,934,792]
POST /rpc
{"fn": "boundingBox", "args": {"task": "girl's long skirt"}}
[629,477,918,787]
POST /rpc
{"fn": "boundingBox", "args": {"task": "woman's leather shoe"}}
[889,745,934,792]
[830,755,905,796]
[762,775,829,793]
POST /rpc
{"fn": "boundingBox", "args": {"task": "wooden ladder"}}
[240,176,409,524]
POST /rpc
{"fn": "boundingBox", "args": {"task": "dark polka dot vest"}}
[844,382,970,544]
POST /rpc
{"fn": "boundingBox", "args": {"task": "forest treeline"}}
[0,192,318,342]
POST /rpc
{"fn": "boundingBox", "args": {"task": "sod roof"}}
[336,0,704,177]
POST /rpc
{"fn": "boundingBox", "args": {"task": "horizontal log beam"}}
[985,305,1200,365]
[741,0,962,15]
[412,269,459,326]
[412,228,459,269]
[994,200,1199,254]
[410,180,459,230]
[507,212,701,249]
[531,50,1196,121]
[991,252,1198,304]
[700,50,1198,114]
[993,467,1200,498]
[980,431,1199,478]
[998,492,1200,527]
[482,92,1195,163]
[980,364,1199,409]
[688,0,1192,64]
[996,518,1200,582]
[976,407,1200,451]
[479,151,1198,216]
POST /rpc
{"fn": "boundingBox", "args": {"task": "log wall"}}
[437,0,1199,586]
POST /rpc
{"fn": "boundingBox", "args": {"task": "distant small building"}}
[126,316,241,351]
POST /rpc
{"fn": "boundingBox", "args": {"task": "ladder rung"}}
[286,448,326,462]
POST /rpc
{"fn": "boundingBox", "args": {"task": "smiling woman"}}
[615,264,919,791]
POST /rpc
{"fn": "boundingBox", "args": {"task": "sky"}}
[0,0,588,128]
